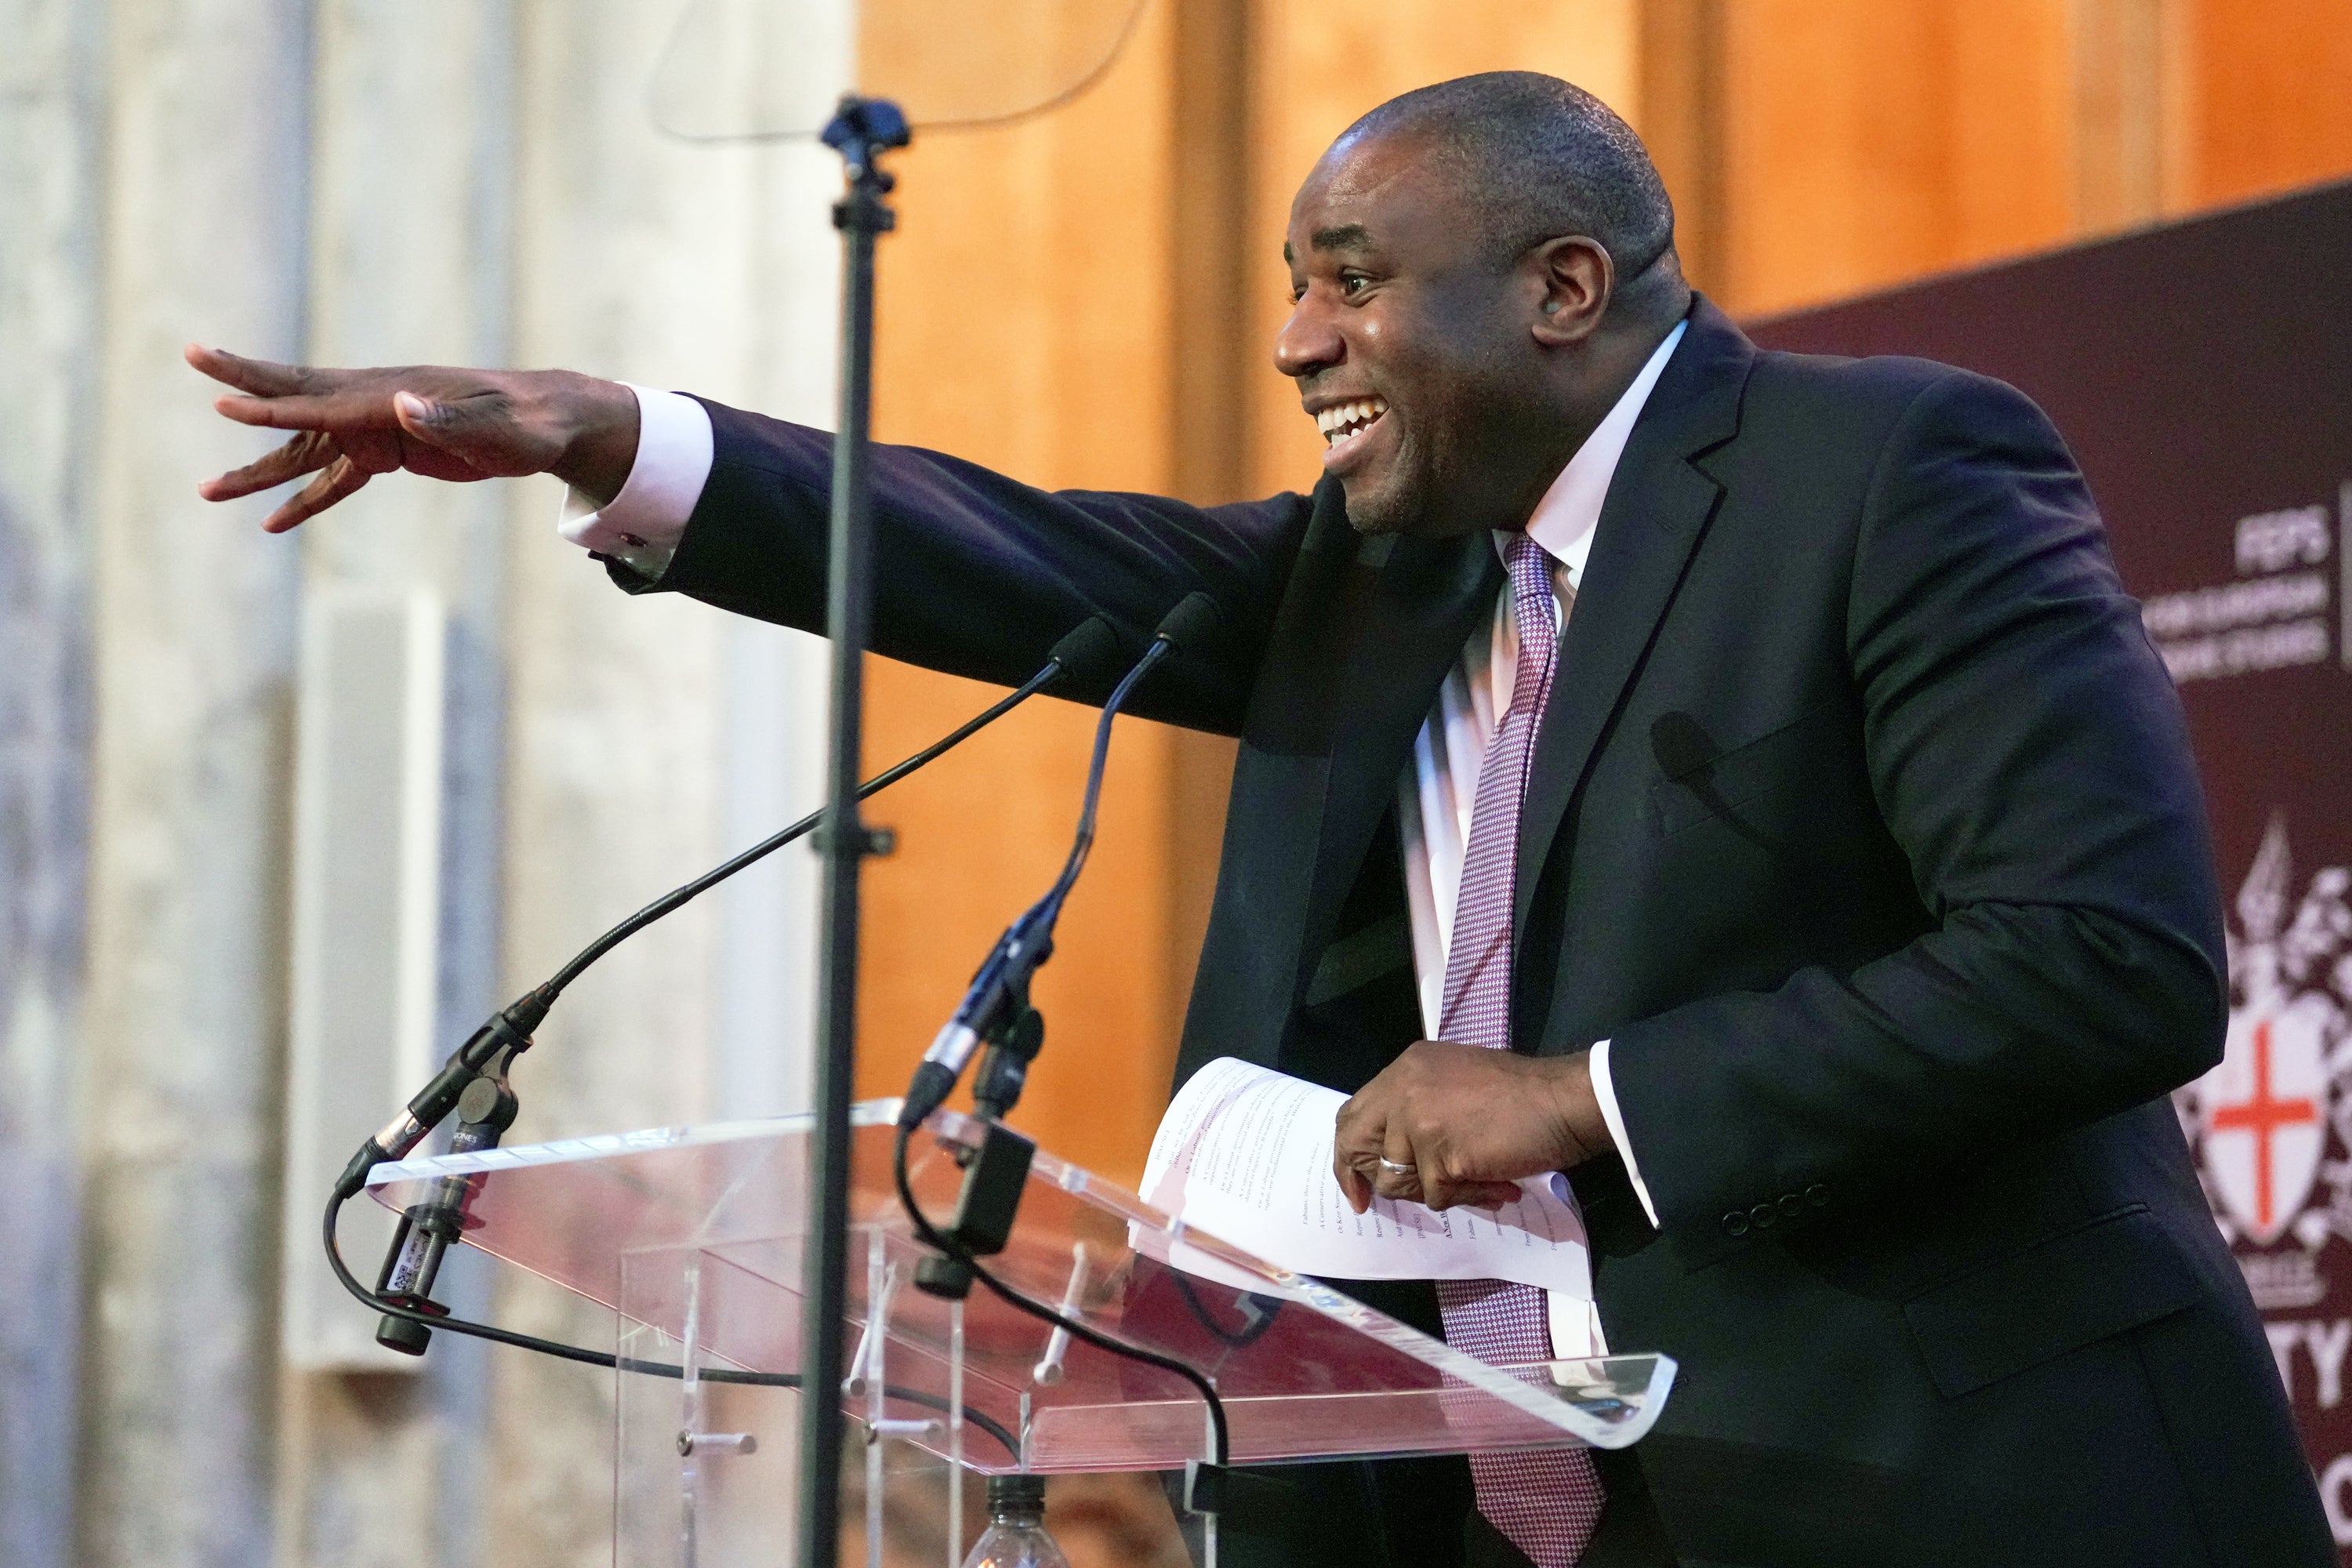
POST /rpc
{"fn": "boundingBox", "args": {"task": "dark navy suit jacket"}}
[619,299,2327,1566]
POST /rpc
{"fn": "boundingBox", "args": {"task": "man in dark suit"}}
[194,71,2325,1568]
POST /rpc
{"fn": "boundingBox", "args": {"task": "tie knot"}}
[1504,532,1556,648]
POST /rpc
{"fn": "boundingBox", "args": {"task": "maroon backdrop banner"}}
[1749,180,2352,1553]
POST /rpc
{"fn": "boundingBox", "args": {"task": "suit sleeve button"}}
[1806,1183,1831,1207]
[1778,1192,1806,1221]
[1748,1202,1777,1229]
[1722,1210,1750,1237]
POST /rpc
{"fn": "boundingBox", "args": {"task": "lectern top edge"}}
[364,1098,912,1186]
[365,1100,1678,1463]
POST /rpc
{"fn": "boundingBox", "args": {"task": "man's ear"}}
[1530,235,1612,347]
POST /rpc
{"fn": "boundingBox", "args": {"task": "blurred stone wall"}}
[0,3,839,1564]
[0,7,100,1563]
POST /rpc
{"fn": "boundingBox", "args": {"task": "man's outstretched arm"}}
[191,347,1316,732]
[188,345,641,529]
[633,397,1315,733]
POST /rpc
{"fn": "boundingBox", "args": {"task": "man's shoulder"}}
[1738,343,2050,448]
[1703,338,2070,491]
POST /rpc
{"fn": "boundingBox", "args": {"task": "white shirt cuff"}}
[1588,1039,1661,1229]
[556,383,714,581]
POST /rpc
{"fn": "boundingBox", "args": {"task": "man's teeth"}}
[1315,397,1388,445]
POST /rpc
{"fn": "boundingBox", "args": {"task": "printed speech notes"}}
[1136,1055,1592,1298]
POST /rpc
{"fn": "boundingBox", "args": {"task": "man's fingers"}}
[212,389,389,431]
[1333,1092,1387,1213]
[1371,1167,1426,1207]
[1336,1149,1381,1212]
[1425,1177,1522,1213]
[185,343,314,397]
[199,431,336,501]
[262,454,372,533]
[1369,1132,1426,1206]
[1340,1142,1515,1212]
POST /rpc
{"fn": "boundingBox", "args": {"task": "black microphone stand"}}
[801,93,909,1568]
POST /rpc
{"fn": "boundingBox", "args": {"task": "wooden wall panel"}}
[859,0,1189,1184]
[1163,0,1252,1056]
[1639,0,1726,291]
[2070,0,2184,230]
[1713,0,2074,316]
[2187,0,2352,205]
[1243,0,1642,497]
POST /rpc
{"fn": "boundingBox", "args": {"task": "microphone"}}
[332,613,1125,1203]
[372,1051,521,1354]
[1152,591,1223,656]
[902,591,1224,1131]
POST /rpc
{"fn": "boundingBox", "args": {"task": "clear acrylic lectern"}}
[366,1101,1675,1566]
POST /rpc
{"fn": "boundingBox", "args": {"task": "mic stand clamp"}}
[372,1047,521,1355]
[971,1005,1045,1123]
[334,986,548,1201]
[913,1004,1045,1302]
[808,822,895,858]
[823,96,910,232]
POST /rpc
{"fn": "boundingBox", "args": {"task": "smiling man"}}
[194,72,2325,1568]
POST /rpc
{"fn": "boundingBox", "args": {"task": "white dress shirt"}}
[1396,321,1683,1356]
[561,325,1687,1355]
[1399,320,1680,1236]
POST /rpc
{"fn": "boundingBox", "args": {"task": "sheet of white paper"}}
[1135,1056,1592,1298]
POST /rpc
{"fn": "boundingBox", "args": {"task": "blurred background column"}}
[78,3,311,1566]
[270,2,517,1564]
[485,3,840,1560]
[0,4,100,1568]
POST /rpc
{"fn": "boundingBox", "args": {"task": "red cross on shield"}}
[2203,998,2331,1246]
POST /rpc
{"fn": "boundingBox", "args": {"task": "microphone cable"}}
[332,615,1125,1200]
[889,1123,1230,1466]
[900,592,1224,1130]
[535,615,1121,1000]
[891,590,1234,1466]
[326,597,1238,1474]
[320,1191,1020,1458]
[318,616,1125,1447]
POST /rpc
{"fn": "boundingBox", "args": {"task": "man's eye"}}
[1340,274,1370,297]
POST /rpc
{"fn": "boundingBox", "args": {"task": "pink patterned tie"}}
[1432,532,1605,1566]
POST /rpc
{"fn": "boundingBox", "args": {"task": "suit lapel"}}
[1296,517,1500,1012]
[1185,482,1493,1076]
[1513,300,1757,936]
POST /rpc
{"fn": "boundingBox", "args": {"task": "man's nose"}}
[1273,298,1342,382]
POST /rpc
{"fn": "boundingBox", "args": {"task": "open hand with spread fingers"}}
[1331,1039,1613,1214]
[187,345,642,532]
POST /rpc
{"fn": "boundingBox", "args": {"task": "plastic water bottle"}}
[960,1473,1068,1568]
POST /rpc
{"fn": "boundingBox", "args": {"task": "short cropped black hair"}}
[1344,72,1675,278]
